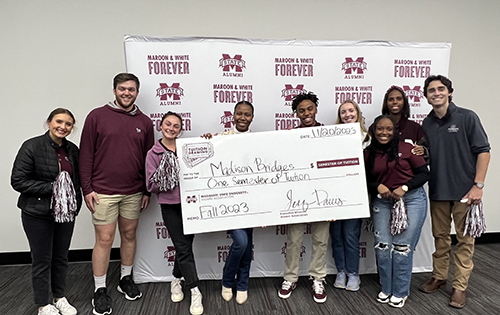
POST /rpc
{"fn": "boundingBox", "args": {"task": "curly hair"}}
[291,92,319,112]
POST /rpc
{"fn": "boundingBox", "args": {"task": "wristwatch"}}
[475,182,485,189]
[402,185,409,192]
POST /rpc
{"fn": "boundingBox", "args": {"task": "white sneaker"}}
[389,295,407,308]
[376,291,390,303]
[54,297,77,315]
[39,304,61,315]
[190,287,204,315]
[221,286,233,301]
[235,291,247,304]
[171,278,184,302]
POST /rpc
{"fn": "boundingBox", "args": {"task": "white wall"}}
[1,0,498,253]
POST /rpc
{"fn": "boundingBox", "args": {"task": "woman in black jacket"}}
[11,108,82,315]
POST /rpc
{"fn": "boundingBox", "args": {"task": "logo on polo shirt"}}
[342,57,367,79]
[448,124,459,133]
[219,54,246,77]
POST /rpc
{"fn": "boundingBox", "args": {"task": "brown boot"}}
[449,288,466,309]
[419,277,447,293]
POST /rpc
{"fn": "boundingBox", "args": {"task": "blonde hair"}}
[336,99,367,133]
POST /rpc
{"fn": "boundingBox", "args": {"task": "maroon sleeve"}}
[142,115,155,196]
[407,145,427,169]
[79,110,97,196]
[145,117,155,153]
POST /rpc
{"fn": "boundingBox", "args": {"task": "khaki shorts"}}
[92,192,143,225]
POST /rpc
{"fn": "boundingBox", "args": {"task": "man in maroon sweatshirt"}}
[79,73,154,315]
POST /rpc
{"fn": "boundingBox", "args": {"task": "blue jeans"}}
[222,228,253,291]
[329,219,361,274]
[372,187,427,298]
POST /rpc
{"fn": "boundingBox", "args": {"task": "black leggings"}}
[22,212,75,307]
[161,203,200,289]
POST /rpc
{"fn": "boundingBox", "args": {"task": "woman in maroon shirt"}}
[370,85,426,156]
[364,115,429,308]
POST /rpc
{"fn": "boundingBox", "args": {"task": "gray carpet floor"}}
[1,243,499,315]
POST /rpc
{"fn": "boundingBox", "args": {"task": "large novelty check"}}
[177,124,370,234]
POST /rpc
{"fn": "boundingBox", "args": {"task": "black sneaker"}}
[117,275,143,301]
[92,287,112,315]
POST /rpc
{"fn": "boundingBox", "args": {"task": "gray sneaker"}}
[334,271,346,289]
[346,273,360,291]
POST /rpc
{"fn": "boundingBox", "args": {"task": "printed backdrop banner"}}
[124,36,451,283]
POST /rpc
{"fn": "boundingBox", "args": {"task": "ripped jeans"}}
[372,187,427,298]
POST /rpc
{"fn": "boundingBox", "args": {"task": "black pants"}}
[22,212,75,307]
[161,203,200,289]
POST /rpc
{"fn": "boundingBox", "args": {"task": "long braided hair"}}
[365,115,400,179]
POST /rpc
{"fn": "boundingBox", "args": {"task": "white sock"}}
[121,264,132,279]
[94,274,106,292]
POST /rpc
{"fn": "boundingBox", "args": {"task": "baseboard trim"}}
[0,248,121,266]
[1,232,499,266]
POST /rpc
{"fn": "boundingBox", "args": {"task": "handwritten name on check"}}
[177,124,370,234]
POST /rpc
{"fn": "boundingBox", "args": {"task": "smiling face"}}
[386,90,405,115]
[160,114,182,141]
[339,102,358,124]
[426,80,451,108]
[113,80,138,111]
[374,117,394,145]
[233,103,254,132]
[295,99,318,127]
[47,113,74,144]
